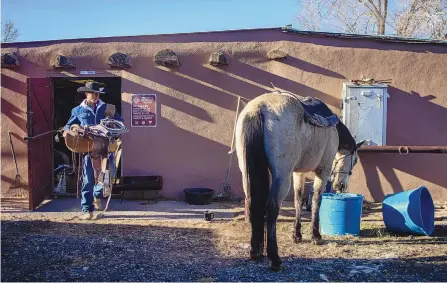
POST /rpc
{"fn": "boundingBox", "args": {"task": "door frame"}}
[48,71,123,200]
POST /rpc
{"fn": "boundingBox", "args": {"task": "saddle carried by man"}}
[64,113,128,198]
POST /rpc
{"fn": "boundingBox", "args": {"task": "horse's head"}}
[332,122,365,193]
[331,140,365,193]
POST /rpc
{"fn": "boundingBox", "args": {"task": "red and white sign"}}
[131,94,157,127]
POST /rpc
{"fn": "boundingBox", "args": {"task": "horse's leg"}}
[311,170,330,244]
[266,173,291,271]
[292,172,304,243]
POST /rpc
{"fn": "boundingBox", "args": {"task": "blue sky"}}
[1,0,301,42]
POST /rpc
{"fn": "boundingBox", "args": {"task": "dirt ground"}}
[1,200,447,282]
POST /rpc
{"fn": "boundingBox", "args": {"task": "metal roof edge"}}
[280,26,447,45]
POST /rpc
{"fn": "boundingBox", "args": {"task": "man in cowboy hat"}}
[63,81,123,220]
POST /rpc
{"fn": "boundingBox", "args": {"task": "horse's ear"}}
[356,140,366,149]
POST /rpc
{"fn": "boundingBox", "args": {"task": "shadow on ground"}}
[1,220,221,282]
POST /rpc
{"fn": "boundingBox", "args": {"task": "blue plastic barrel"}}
[382,186,434,236]
[319,193,364,236]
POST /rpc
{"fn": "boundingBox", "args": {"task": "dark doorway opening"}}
[52,77,122,195]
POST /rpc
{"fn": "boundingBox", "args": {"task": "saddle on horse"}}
[299,97,339,127]
[273,89,339,127]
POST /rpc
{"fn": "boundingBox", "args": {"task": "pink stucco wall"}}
[1,69,29,200]
[1,28,446,203]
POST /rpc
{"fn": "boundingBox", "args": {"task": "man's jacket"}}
[64,99,123,131]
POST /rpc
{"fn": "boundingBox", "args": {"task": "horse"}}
[235,90,364,271]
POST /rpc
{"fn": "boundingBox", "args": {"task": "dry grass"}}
[212,218,447,261]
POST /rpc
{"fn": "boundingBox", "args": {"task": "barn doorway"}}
[52,77,122,196]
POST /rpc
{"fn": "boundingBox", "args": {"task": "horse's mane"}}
[336,122,357,152]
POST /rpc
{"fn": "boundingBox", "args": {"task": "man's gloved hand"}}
[63,124,83,138]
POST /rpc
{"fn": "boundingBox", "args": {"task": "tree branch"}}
[366,0,382,19]
[1,20,20,42]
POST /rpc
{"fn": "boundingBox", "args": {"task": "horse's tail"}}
[242,109,270,238]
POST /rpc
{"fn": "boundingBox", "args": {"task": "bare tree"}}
[297,0,388,34]
[393,0,447,39]
[297,0,325,32]
[297,0,447,38]
[2,20,20,43]
[359,0,388,34]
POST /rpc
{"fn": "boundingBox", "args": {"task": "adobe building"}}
[1,27,446,210]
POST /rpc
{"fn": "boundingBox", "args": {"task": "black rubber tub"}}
[183,188,215,205]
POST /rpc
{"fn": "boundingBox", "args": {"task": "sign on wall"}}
[131,94,157,127]
[80,71,96,75]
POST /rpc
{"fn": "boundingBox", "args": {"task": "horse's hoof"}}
[292,235,302,243]
[249,253,264,262]
[312,238,323,245]
[269,260,284,272]
[312,233,322,240]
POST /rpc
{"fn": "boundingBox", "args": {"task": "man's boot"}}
[81,211,93,220]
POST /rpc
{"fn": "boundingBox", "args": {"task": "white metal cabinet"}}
[341,83,389,146]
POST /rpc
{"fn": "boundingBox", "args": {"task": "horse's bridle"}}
[330,151,355,180]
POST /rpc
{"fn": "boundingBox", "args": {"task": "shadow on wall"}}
[172,55,271,101]
[1,73,27,95]
[1,72,29,195]
[1,74,28,133]
[216,55,341,107]
[125,117,244,199]
[386,86,447,145]
[280,56,346,80]
[360,86,447,201]
[119,52,348,197]
[121,55,447,200]
[1,56,55,135]
[120,78,243,198]
[147,54,341,108]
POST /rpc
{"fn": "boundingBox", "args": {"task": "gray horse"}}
[235,91,364,271]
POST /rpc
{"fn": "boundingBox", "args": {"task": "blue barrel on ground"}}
[382,186,435,236]
[319,193,364,236]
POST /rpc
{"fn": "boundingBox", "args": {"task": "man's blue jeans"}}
[81,154,102,213]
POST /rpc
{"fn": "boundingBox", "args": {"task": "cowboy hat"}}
[77,81,106,94]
